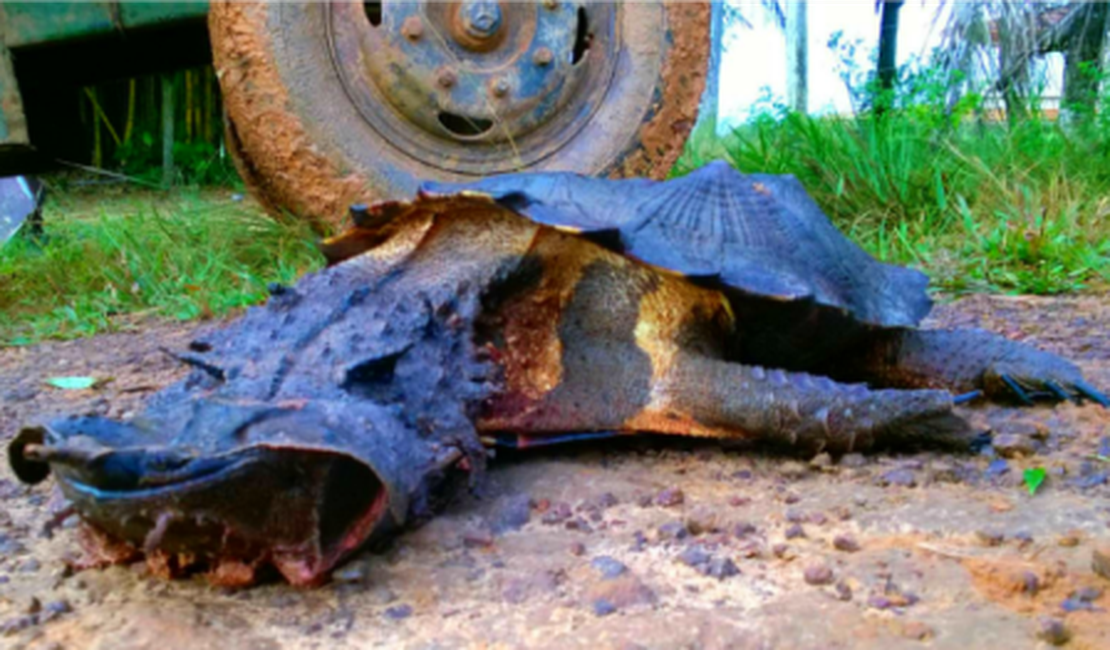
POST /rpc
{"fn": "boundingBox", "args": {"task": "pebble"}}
[879,469,917,488]
[985,459,1010,478]
[490,494,532,534]
[703,557,740,580]
[731,522,757,539]
[1021,571,1040,595]
[832,535,860,553]
[784,524,806,540]
[803,564,834,586]
[778,461,809,480]
[839,453,868,469]
[541,502,572,525]
[809,453,833,470]
[867,595,894,610]
[772,543,793,559]
[975,530,1005,547]
[991,434,1035,459]
[900,621,933,641]
[685,507,724,535]
[1036,617,1071,646]
[592,599,617,617]
[569,542,586,557]
[1093,546,1110,581]
[677,547,712,568]
[1070,586,1103,602]
[834,581,853,601]
[654,487,685,507]
[383,604,413,620]
[1057,533,1081,548]
[591,556,628,580]
[727,496,751,507]
[658,521,690,541]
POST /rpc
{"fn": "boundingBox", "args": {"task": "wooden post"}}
[785,0,808,114]
[161,73,175,187]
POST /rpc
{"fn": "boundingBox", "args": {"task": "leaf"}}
[1023,467,1047,496]
[45,376,99,390]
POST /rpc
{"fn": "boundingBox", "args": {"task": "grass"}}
[675,109,1110,296]
[0,185,323,346]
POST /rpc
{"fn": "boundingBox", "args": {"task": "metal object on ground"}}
[210,0,710,229]
[0,175,44,246]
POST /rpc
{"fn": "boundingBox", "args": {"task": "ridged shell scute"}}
[421,161,932,328]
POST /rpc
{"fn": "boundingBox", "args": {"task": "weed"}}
[0,189,323,346]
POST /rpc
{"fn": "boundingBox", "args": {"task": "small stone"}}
[1092,546,1110,581]
[461,529,494,548]
[490,494,532,534]
[833,535,861,553]
[657,521,690,541]
[879,469,917,488]
[834,581,853,601]
[654,487,685,507]
[594,493,620,509]
[867,595,894,610]
[703,557,740,580]
[591,556,627,580]
[332,562,371,583]
[809,453,833,470]
[900,621,933,641]
[991,433,1035,459]
[772,543,792,559]
[383,604,413,620]
[569,542,586,556]
[1021,571,1040,595]
[564,517,593,533]
[728,496,751,507]
[985,459,1010,478]
[1036,617,1070,646]
[839,453,868,468]
[804,564,834,586]
[778,461,809,480]
[807,512,828,526]
[685,507,724,535]
[731,522,757,539]
[1071,586,1103,602]
[975,530,1005,547]
[541,502,572,525]
[19,559,41,573]
[785,510,806,524]
[783,493,801,505]
[784,523,806,540]
[630,531,648,552]
[592,599,617,616]
[636,494,653,508]
[25,598,42,615]
[677,547,712,568]
[1057,533,1081,548]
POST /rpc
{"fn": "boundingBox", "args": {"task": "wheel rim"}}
[326,0,621,175]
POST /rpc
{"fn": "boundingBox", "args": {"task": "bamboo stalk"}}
[123,78,136,146]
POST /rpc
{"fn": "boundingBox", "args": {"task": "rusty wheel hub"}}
[328,0,617,174]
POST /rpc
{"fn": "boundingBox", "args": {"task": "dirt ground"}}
[1,294,1108,650]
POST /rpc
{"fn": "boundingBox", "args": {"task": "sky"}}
[715,0,1070,128]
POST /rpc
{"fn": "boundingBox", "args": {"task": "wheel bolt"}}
[437,70,457,88]
[401,15,424,41]
[491,79,510,98]
[533,47,554,67]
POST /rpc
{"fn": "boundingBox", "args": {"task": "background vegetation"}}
[1,1,1108,346]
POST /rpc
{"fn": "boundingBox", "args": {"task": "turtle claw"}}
[953,390,983,405]
[1075,380,1110,408]
[1044,380,1073,404]
[1000,374,1034,405]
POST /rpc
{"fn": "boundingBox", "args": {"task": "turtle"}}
[9,161,1106,587]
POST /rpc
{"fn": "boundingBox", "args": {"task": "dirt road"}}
[1,295,1108,649]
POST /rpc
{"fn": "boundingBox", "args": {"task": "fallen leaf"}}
[1023,467,1047,496]
[44,376,109,391]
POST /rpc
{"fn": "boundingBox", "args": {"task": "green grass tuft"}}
[0,189,323,346]
[675,111,1110,296]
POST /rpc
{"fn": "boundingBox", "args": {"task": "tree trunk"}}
[161,74,175,187]
[785,0,808,113]
[1061,1,1110,119]
[876,1,904,116]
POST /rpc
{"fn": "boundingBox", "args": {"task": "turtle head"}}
[8,400,434,587]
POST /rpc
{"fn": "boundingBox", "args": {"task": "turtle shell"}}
[420,160,932,329]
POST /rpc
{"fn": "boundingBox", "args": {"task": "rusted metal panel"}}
[119,2,209,30]
[0,3,118,48]
[0,41,28,146]
[0,2,209,49]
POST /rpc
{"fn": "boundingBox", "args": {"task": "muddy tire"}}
[209,1,709,230]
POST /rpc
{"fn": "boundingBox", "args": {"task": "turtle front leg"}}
[845,328,1108,407]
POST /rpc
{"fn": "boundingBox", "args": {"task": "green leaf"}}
[1023,467,1047,496]
[45,376,98,390]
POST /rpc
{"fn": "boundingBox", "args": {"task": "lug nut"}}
[533,47,554,67]
[401,15,424,41]
[437,70,457,89]
[491,79,510,98]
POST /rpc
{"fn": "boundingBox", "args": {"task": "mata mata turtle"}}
[10,161,1107,586]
